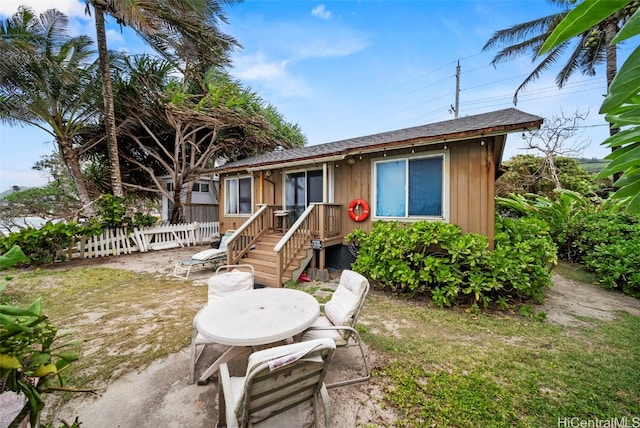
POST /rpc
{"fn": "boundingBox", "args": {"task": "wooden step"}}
[255,270,292,288]
[246,249,276,262]
[235,232,311,287]
[242,257,275,274]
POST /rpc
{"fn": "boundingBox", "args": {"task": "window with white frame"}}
[225,176,252,215]
[374,153,446,219]
[192,182,210,192]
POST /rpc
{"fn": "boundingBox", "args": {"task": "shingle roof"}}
[215,108,542,172]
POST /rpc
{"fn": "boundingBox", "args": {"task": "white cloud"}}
[0,0,86,18]
[292,30,368,59]
[106,28,125,46]
[311,5,331,20]
[234,53,289,81]
[232,53,310,98]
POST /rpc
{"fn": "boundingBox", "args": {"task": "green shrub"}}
[571,212,640,260]
[492,217,557,303]
[0,196,158,266]
[349,218,556,309]
[0,222,99,265]
[573,212,640,297]
[496,190,593,260]
[95,194,157,229]
[583,241,640,297]
[497,192,640,298]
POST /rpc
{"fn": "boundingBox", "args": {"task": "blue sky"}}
[0,0,628,190]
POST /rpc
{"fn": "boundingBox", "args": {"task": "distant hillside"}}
[577,158,610,174]
[0,186,32,199]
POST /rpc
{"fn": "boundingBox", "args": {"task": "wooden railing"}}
[226,205,271,265]
[274,204,317,286]
[226,203,343,285]
[312,203,341,239]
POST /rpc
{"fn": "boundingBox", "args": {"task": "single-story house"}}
[213,108,543,286]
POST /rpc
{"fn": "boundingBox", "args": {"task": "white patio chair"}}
[300,269,371,388]
[173,230,235,280]
[217,338,336,428]
[189,264,254,384]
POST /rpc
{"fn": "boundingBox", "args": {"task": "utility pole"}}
[454,61,460,119]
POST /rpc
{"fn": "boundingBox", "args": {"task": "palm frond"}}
[513,41,570,104]
[490,34,548,65]
[555,38,585,88]
[483,12,567,51]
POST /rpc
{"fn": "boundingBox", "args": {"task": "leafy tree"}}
[0,185,80,233]
[482,0,636,175]
[497,155,596,198]
[109,57,306,223]
[0,7,102,216]
[539,0,640,213]
[85,0,240,197]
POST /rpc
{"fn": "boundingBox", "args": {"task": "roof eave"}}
[217,118,543,174]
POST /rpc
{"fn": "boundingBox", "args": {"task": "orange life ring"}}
[348,199,370,222]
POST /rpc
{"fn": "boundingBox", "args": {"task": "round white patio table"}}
[195,287,319,383]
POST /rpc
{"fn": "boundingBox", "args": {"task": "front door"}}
[285,169,323,221]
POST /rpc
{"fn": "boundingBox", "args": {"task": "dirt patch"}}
[540,273,640,326]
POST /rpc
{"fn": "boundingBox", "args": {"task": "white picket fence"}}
[69,221,219,259]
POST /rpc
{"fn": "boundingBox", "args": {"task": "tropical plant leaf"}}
[600,126,640,148]
[539,0,628,55]
[615,106,640,124]
[611,169,640,187]
[27,299,42,316]
[598,143,640,176]
[610,176,640,198]
[613,7,640,43]
[607,144,640,171]
[600,45,640,113]
[627,186,640,212]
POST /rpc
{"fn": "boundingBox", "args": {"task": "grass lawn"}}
[2,266,639,427]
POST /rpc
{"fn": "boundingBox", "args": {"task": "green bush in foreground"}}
[349,218,557,309]
[0,285,91,427]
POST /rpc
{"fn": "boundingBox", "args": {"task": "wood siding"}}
[218,137,499,245]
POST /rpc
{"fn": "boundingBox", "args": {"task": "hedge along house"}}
[213,108,542,287]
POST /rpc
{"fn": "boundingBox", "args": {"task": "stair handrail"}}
[274,204,317,286]
[273,204,316,252]
[227,204,270,264]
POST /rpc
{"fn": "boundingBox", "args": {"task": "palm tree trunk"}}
[58,138,95,217]
[605,17,621,182]
[93,4,124,197]
[605,17,619,139]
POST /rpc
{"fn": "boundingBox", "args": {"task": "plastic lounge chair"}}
[173,230,235,280]
[217,338,336,428]
[189,264,254,384]
[300,269,371,388]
